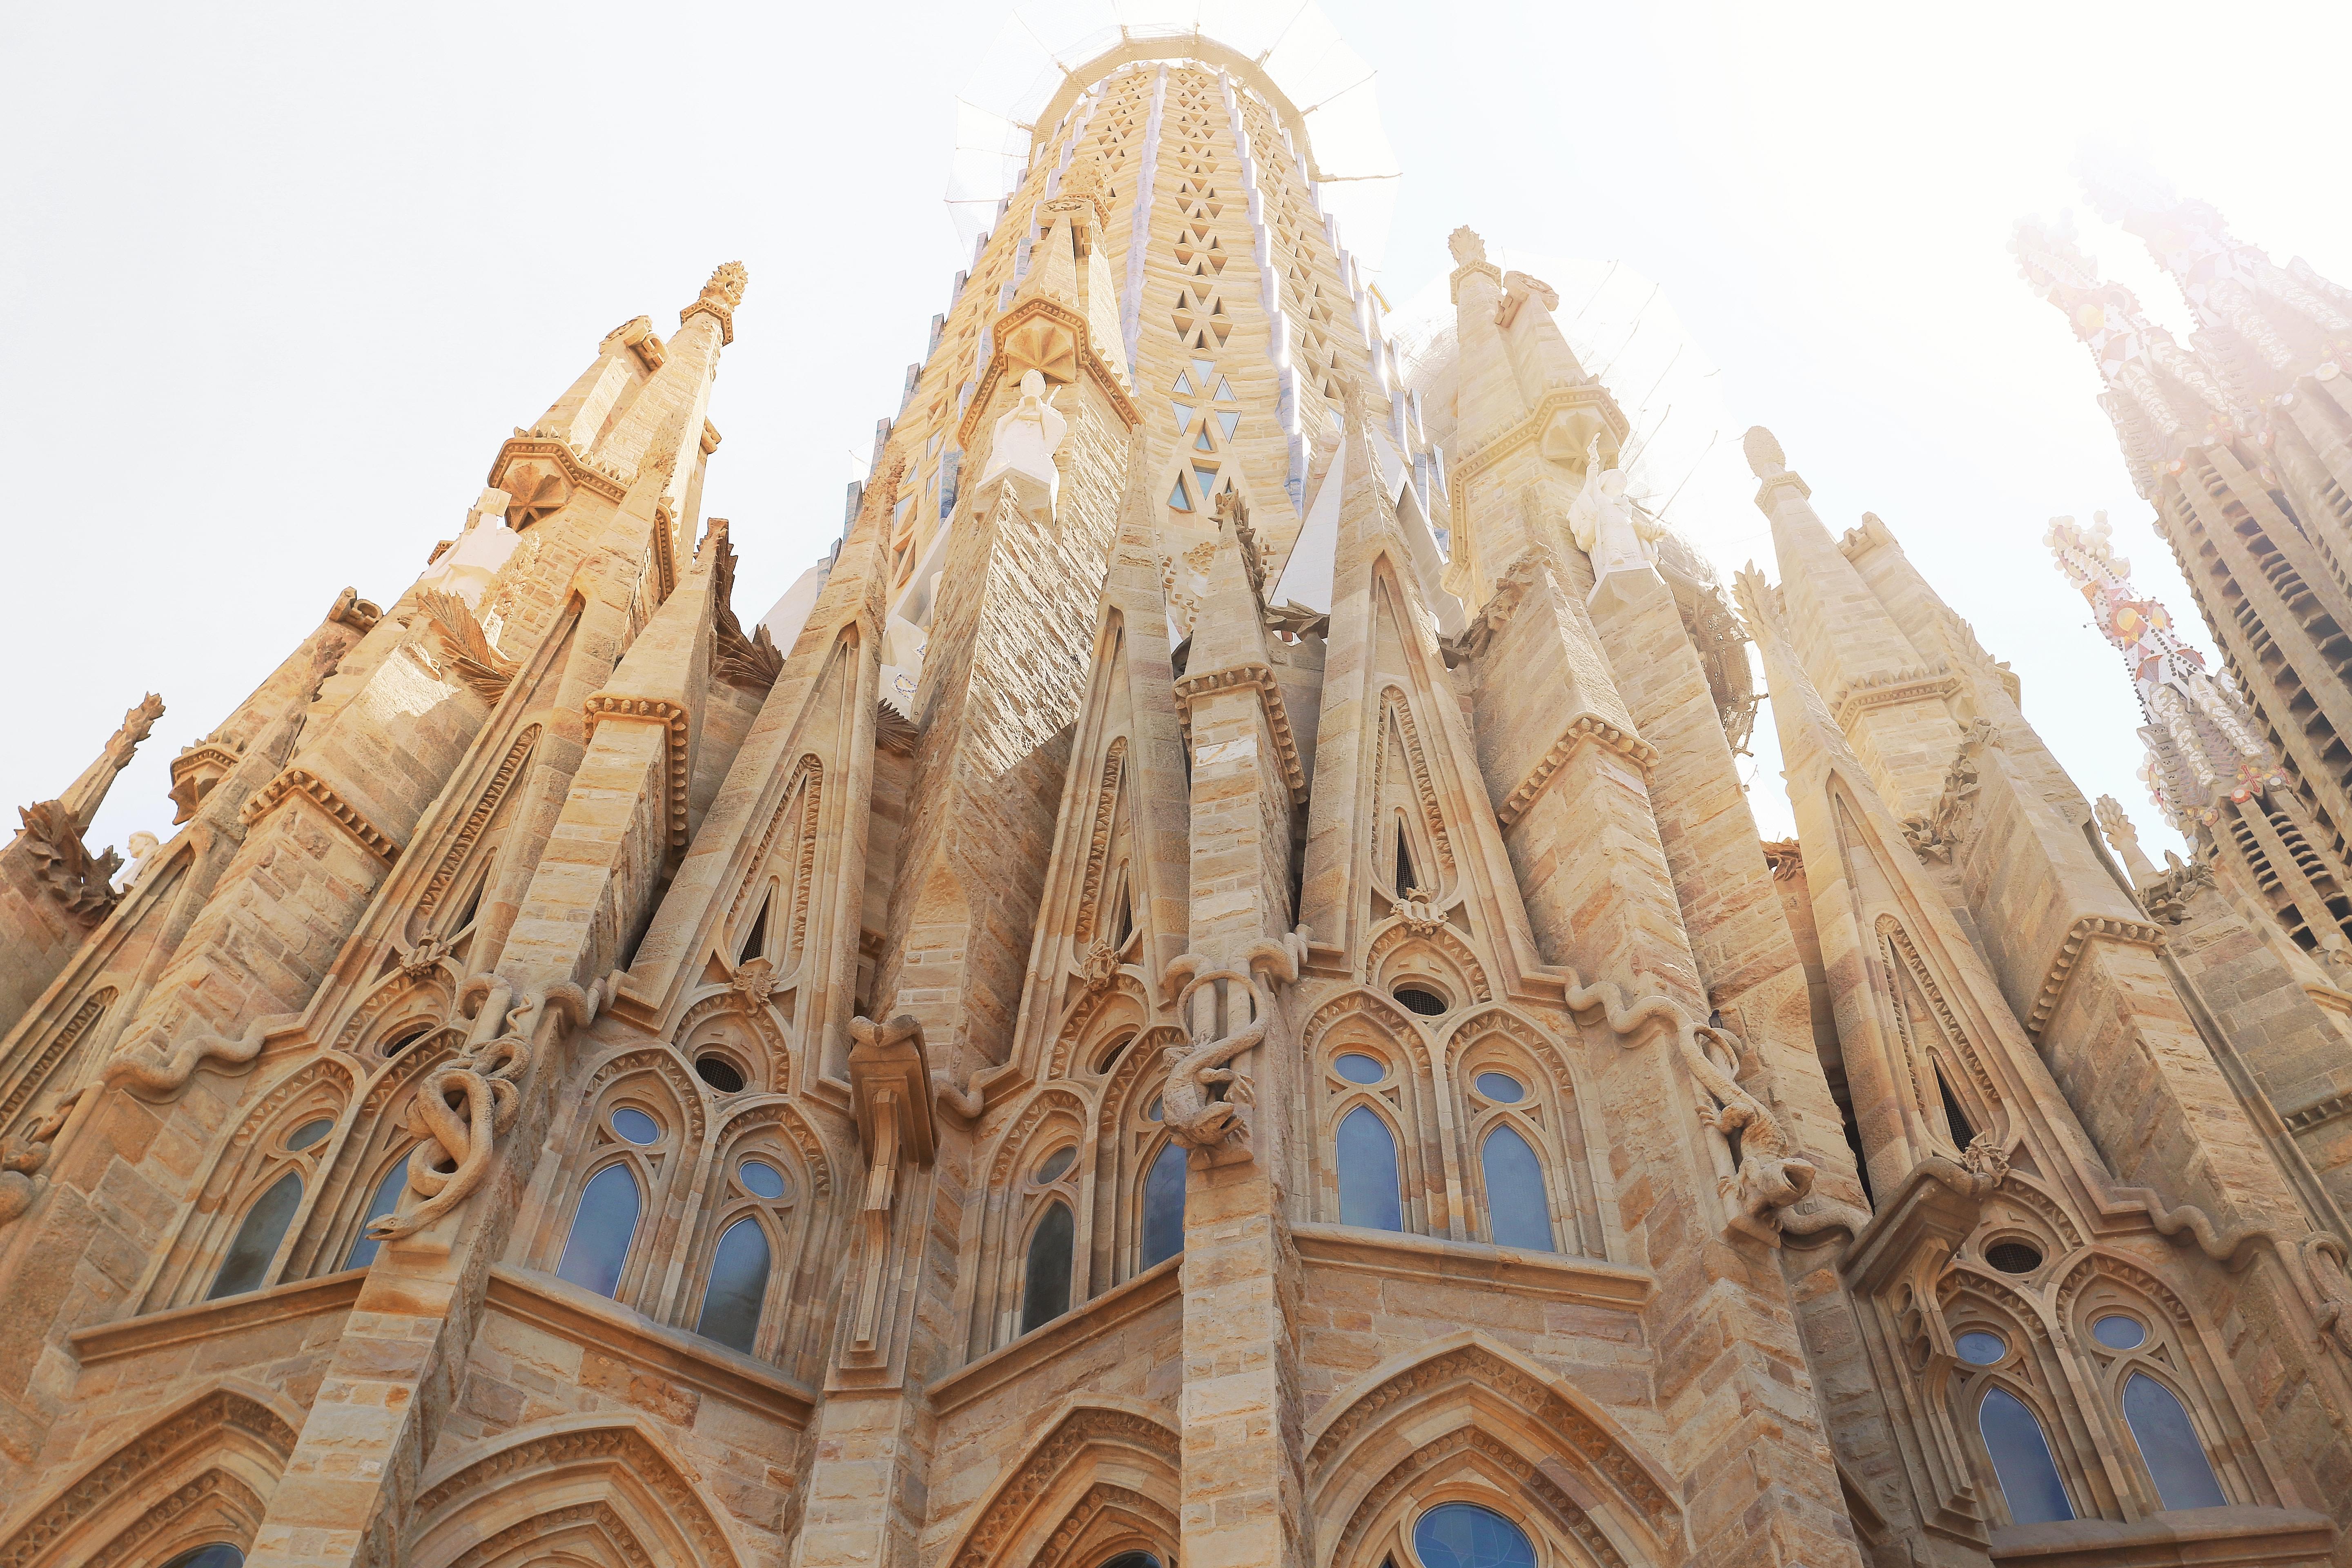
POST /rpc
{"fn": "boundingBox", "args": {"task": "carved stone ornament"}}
[17,800,122,920]
[367,977,593,1241]
[1901,720,1996,864]
[2138,851,2216,924]
[845,1013,939,1352]
[416,587,520,703]
[1155,926,1310,1154]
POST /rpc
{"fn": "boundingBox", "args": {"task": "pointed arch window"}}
[162,1548,246,1568]
[1022,1200,1076,1333]
[1479,1123,1554,1252]
[695,1217,773,1354]
[2121,1372,2227,1510]
[1140,1140,1186,1270]
[739,889,771,964]
[1337,1106,1403,1232]
[343,1160,411,1271]
[1937,1063,1978,1149]
[556,1164,642,1298]
[207,1171,303,1301]
[1978,1386,2074,1526]
[1411,1503,1537,1568]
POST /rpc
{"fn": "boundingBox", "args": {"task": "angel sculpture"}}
[1566,432,1663,582]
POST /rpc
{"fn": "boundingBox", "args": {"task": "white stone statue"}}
[1567,432,1662,582]
[115,831,160,892]
[976,370,1068,509]
[417,488,522,611]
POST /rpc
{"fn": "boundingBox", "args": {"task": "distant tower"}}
[2014,198,2352,900]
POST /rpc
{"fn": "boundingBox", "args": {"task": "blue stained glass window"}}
[1474,1072,1523,1103]
[1956,1331,2008,1365]
[2123,1372,2227,1510]
[207,1171,303,1300]
[2092,1314,2146,1350]
[285,1118,332,1151]
[1167,477,1192,512]
[610,1107,659,1145]
[1022,1200,1075,1333]
[1480,1124,1554,1252]
[1413,1503,1537,1568]
[1098,1554,1159,1568]
[1336,1107,1403,1232]
[556,1164,641,1298]
[162,1547,246,1568]
[695,1218,772,1354]
[344,1160,410,1271]
[1036,1146,1076,1184]
[1334,1052,1385,1085]
[1141,1140,1186,1269]
[1980,1386,2074,1525]
[738,1159,786,1200]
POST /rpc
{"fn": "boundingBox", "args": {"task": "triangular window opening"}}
[1170,400,1196,431]
[1192,358,1216,384]
[1172,370,1194,396]
[1167,476,1192,512]
[1108,865,1135,949]
[1394,823,1418,896]
[1194,428,1214,452]
[1213,376,1236,401]
[739,889,771,964]
[1937,1063,1978,1150]
[1192,466,1218,499]
[450,875,486,935]
[1217,410,1240,440]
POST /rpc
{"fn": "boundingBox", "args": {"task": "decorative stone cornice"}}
[1496,714,1659,827]
[582,695,691,859]
[167,739,241,825]
[954,295,1140,453]
[1446,257,1502,304]
[239,767,402,864]
[486,433,630,508]
[2025,913,2167,1039]
[1827,662,1962,732]
[1172,663,1307,802]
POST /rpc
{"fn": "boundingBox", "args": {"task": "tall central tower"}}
[5,19,2352,1568]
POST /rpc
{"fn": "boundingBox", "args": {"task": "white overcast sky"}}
[7,0,2348,864]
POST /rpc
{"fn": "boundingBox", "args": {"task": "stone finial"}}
[58,693,165,833]
[1743,426,1787,479]
[682,261,749,344]
[1448,227,1486,267]
[702,261,749,309]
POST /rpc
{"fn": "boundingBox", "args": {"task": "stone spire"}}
[2045,511,2280,832]
[2077,153,2352,385]
[2011,215,2235,491]
[56,692,163,834]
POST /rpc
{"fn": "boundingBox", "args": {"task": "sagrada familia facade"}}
[4,26,2352,1568]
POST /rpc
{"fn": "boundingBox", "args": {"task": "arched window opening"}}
[739,889,771,964]
[343,1160,411,1271]
[381,1024,433,1061]
[163,1547,246,1568]
[1021,1200,1075,1333]
[1938,1063,1978,1149]
[1394,818,1417,895]
[208,1171,304,1300]
[1140,1140,1186,1269]
[450,875,485,934]
[2122,1372,2227,1510]
[556,1164,642,1298]
[1480,1123,1554,1252]
[1411,1502,1537,1568]
[1979,1385,2074,1526]
[1098,1554,1160,1568]
[1336,1106,1403,1232]
[695,1217,773,1354]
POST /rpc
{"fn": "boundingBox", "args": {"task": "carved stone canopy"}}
[849,1013,937,1169]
